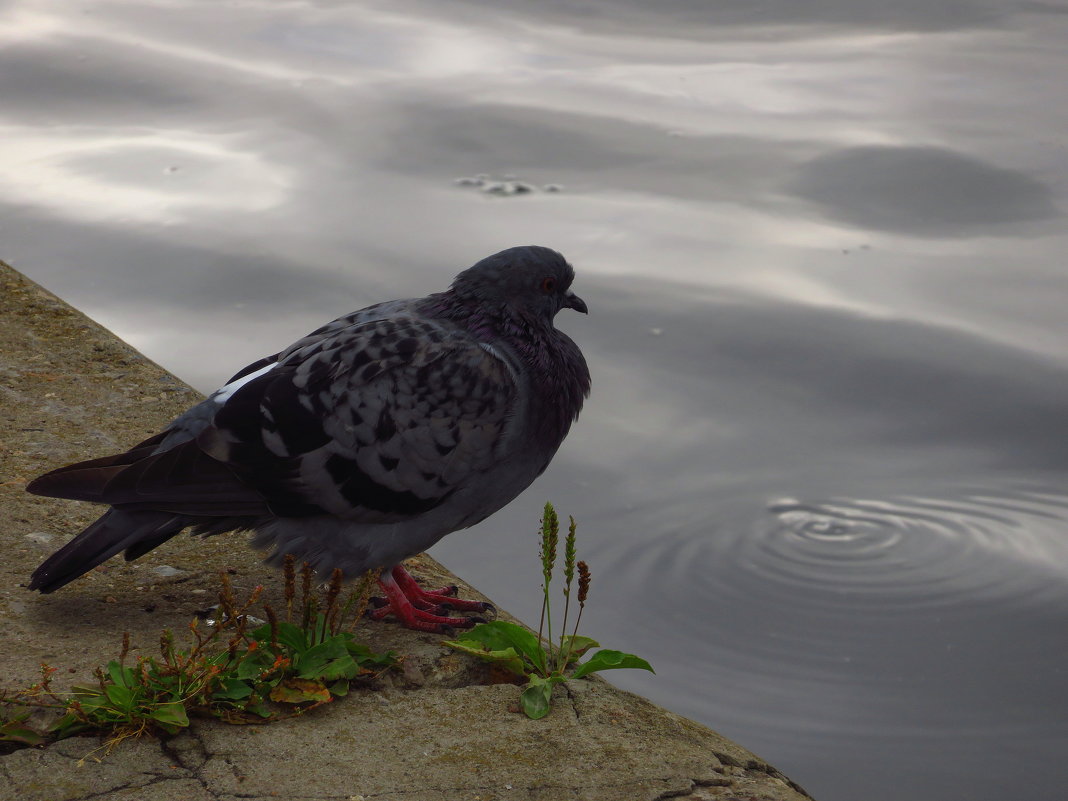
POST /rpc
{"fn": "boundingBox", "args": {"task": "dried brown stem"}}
[283,554,296,622]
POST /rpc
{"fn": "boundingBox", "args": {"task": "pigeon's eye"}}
[540,277,557,294]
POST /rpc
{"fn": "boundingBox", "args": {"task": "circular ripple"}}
[593,483,1068,733]
[749,489,1068,612]
[597,484,1068,622]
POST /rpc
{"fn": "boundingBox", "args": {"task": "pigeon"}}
[26,245,590,632]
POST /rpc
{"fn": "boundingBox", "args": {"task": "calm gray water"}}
[3,2,1068,799]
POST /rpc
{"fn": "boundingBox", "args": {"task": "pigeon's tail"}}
[25,433,167,503]
[28,508,187,593]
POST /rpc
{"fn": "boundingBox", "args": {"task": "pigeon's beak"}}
[563,290,588,314]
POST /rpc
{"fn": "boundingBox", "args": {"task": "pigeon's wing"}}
[89,313,520,522]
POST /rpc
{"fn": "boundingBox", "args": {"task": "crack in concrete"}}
[651,774,737,800]
[160,731,222,801]
[562,680,583,724]
[654,783,702,800]
[44,772,176,801]
[711,749,812,799]
[338,776,703,799]
[693,776,733,788]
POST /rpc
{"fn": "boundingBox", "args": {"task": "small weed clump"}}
[0,558,394,751]
[444,503,653,719]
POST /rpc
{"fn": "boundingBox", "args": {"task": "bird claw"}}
[440,600,496,617]
[371,564,493,632]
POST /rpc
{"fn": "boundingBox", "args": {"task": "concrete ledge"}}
[0,259,813,801]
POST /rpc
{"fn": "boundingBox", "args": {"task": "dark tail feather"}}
[26,463,128,503]
[25,435,167,503]
[29,508,187,593]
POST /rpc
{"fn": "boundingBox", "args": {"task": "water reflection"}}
[0,127,292,224]
[3,2,1068,800]
[416,0,1015,36]
[791,145,1060,235]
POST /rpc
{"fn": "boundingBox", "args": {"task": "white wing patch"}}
[210,362,277,405]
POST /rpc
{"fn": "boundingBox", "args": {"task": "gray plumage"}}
[27,246,590,628]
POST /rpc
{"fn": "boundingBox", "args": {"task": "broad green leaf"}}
[328,680,350,697]
[49,713,91,739]
[295,638,350,679]
[520,676,553,720]
[445,621,546,674]
[243,702,273,718]
[345,642,397,668]
[442,642,528,677]
[149,702,189,733]
[0,718,47,746]
[106,661,135,688]
[570,650,655,680]
[213,678,254,701]
[312,612,334,645]
[71,688,109,716]
[557,635,599,663]
[104,684,135,711]
[275,622,310,653]
[252,621,308,654]
[316,656,361,681]
[235,651,274,680]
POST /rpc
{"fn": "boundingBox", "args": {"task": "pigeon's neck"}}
[420,290,507,342]
[420,290,555,358]
[420,290,590,445]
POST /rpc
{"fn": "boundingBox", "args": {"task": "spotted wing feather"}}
[195,312,519,523]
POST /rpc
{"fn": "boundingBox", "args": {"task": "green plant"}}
[444,503,653,719]
[0,559,394,750]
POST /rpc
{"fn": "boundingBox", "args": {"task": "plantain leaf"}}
[295,638,348,678]
[571,650,655,679]
[252,621,308,654]
[443,621,546,675]
[557,635,599,663]
[106,660,135,688]
[213,678,254,701]
[442,641,529,677]
[235,650,274,680]
[104,684,135,711]
[0,716,48,746]
[149,702,189,733]
[519,676,554,720]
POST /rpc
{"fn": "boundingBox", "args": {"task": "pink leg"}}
[390,564,495,612]
[368,564,494,632]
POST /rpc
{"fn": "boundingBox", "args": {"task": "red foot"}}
[368,564,494,633]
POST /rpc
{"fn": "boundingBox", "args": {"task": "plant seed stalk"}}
[324,568,344,637]
[300,562,314,630]
[571,560,591,653]
[537,503,560,669]
[557,516,578,671]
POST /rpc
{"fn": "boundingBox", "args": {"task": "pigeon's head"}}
[451,246,588,322]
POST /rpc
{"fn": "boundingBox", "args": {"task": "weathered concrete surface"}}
[0,259,814,801]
